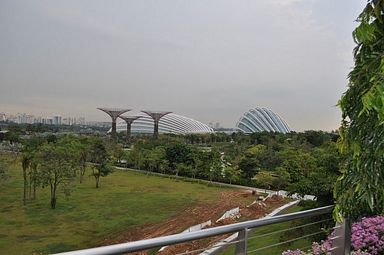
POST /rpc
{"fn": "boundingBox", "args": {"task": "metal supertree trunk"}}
[141,111,172,139]
[119,115,142,144]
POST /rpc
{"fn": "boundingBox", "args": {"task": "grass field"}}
[0,159,233,254]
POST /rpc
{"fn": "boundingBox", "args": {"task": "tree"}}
[4,128,21,144]
[165,143,195,170]
[224,166,241,184]
[0,154,10,184]
[238,145,268,179]
[195,151,211,179]
[89,138,112,188]
[272,167,290,190]
[21,153,31,205]
[92,162,112,188]
[140,147,166,174]
[208,149,222,182]
[335,1,384,219]
[29,160,39,200]
[209,161,222,182]
[175,163,192,177]
[75,137,91,184]
[254,171,274,190]
[238,153,259,179]
[279,149,317,183]
[37,142,77,209]
[21,136,44,203]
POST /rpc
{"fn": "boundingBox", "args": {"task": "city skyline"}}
[0,110,223,129]
[1,0,366,131]
[0,111,87,126]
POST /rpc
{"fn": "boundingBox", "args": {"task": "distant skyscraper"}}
[34,116,42,124]
[0,113,5,122]
[52,115,62,125]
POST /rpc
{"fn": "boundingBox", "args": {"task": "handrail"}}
[53,205,334,255]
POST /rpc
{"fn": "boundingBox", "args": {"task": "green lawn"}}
[0,160,231,255]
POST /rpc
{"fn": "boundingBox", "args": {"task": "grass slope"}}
[0,160,231,254]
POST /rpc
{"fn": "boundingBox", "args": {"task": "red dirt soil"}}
[99,191,287,255]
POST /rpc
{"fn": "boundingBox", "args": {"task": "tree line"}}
[20,135,113,209]
[0,129,342,210]
[118,131,341,206]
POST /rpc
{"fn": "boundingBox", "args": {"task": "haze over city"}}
[1,0,365,131]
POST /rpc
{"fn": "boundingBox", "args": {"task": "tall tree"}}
[165,143,195,170]
[28,160,39,200]
[89,139,112,188]
[224,166,241,184]
[21,154,30,205]
[37,142,77,209]
[77,137,90,184]
[0,154,10,183]
[335,0,384,219]
[21,136,44,203]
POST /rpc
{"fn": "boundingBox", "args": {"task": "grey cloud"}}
[0,0,365,131]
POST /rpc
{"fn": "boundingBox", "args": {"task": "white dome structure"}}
[116,113,214,135]
[236,107,292,134]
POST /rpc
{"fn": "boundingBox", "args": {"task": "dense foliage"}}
[335,0,384,219]
[119,131,340,206]
[6,125,341,209]
[0,153,10,183]
[37,141,78,209]
[19,135,114,208]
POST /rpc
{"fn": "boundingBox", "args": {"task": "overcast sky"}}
[0,0,365,131]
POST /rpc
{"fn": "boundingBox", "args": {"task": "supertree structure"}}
[141,111,172,139]
[97,108,130,140]
[119,115,142,144]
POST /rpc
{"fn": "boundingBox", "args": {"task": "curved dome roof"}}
[116,113,214,135]
[236,107,292,134]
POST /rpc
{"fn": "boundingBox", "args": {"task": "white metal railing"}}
[53,205,350,255]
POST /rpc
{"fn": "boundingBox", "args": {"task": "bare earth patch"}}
[99,190,287,255]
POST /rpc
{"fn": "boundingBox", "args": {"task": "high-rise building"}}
[0,113,6,122]
[52,115,62,125]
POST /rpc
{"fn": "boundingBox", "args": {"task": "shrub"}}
[351,216,384,255]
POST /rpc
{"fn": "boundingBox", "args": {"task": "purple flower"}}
[282,249,307,255]
[351,216,384,255]
[282,215,384,255]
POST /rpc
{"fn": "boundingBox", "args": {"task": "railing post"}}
[235,228,248,255]
[331,218,351,255]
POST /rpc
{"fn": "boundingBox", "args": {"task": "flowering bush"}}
[282,249,310,255]
[351,216,384,254]
[282,215,384,255]
[282,249,311,255]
